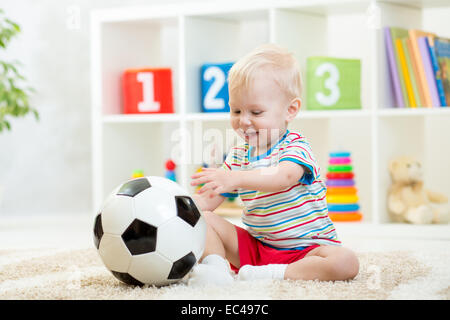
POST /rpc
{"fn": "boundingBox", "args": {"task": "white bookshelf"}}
[91,0,450,234]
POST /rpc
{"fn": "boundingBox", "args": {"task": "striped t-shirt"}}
[221,130,340,249]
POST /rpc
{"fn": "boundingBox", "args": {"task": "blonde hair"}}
[228,43,302,100]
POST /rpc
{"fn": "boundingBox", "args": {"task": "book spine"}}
[403,38,420,108]
[428,39,447,106]
[396,39,416,107]
[407,38,426,107]
[384,27,404,108]
[419,37,441,107]
[435,40,450,106]
[391,29,410,107]
[409,31,433,107]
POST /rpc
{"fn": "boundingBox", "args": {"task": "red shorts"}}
[230,226,320,273]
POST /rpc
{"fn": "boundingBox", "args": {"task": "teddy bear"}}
[387,156,450,224]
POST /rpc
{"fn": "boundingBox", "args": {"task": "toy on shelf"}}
[326,151,362,222]
[132,169,144,179]
[306,57,361,110]
[165,159,177,182]
[387,156,449,224]
[122,68,173,114]
[201,62,234,113]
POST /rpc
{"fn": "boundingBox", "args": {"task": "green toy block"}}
[306,57,361,110]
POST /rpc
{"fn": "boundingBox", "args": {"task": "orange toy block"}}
[122,68,174,114]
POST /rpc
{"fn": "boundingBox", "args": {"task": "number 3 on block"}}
[314,62,341,106]
[306,57,361,110]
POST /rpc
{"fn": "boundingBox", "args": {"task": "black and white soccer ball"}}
[93,176,206,286]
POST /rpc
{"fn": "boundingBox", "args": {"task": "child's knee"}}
[333,249,359,280]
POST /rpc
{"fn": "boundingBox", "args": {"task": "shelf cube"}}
[201,62,234,113]
[306,57,361,110]
[122,68,174,114]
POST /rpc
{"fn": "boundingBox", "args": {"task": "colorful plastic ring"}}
[329,157,351,165]
[326,186,358,195]
[326,179,355,187]
[326,194,359,204]
[328,212,362,222]
[326,172,354,179]
[329,151,351,158]
[327,165,353,172]
[327,203,360,212]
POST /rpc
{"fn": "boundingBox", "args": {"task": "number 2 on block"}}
[203,66,225,109]
[315,62,340,106]
[137,72,161,112]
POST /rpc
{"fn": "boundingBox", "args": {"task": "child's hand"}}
[191,168,238,196]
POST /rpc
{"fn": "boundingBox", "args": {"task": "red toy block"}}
[122,68,174,114]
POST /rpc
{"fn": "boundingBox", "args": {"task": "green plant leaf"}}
[32,109,39,120]
[0,10,38,133]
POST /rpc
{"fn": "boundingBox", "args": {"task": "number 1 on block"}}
[137,72,161,112]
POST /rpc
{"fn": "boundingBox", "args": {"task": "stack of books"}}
[384,27,450,108]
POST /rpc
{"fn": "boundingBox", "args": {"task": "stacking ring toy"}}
[326,172,354,179]
[329,157,351,165]
[326,194,359,204]
[326,186,358,195]
[326,179,355,187]
[328,212,362,222]
[327,203,360,212]
[329,151,351,158]
[326,151,361,221]
[327,165,353,172]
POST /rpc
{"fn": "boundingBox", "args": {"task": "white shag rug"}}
[0,247,448,300]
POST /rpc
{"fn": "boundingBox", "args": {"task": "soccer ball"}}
[93,176,206,286]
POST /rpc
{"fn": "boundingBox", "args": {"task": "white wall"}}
[0,0,207,216]
[1,1,449,218]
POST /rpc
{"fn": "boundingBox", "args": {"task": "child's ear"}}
[286,98,301,122]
